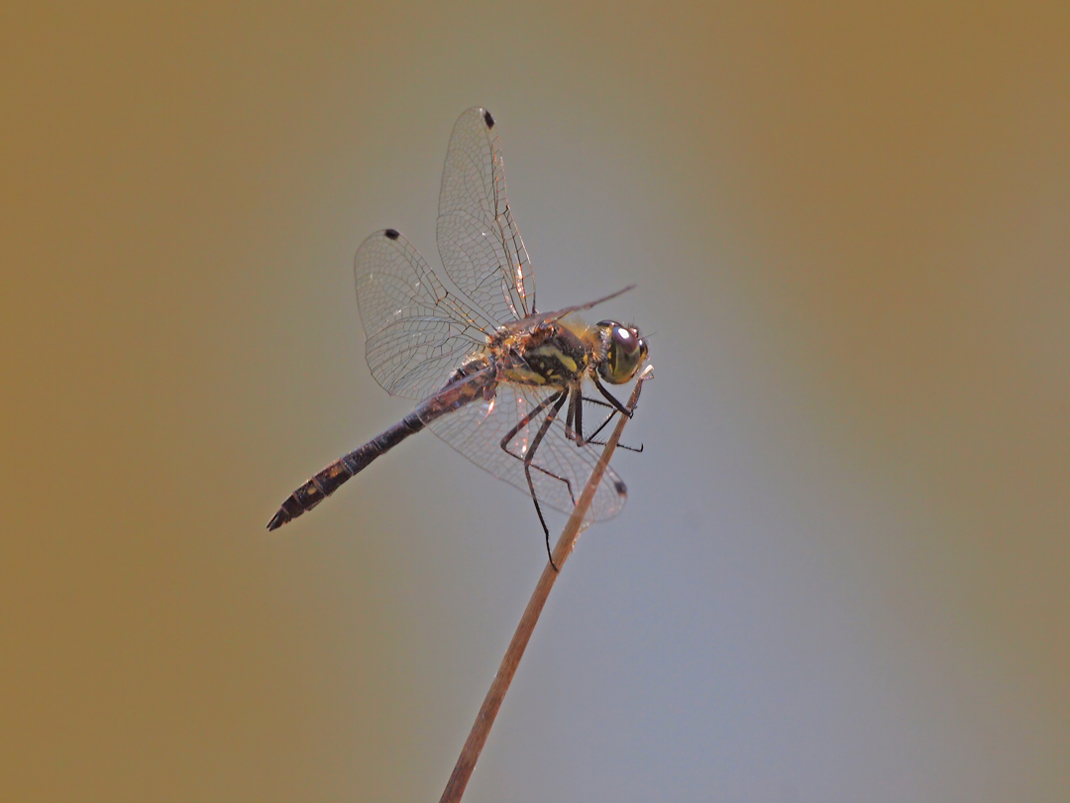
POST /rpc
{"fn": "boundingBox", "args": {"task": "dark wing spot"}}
[384,228,400,240]
[483,109,495,129]
[614,479,627,495]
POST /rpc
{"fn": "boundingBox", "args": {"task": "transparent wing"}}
[437,107,535,327]
[354,229,496,401]
[427,380,628,524]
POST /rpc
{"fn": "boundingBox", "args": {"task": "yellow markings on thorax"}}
[502,363,548,385]
[529,344,579,374]
[493,315,600,387]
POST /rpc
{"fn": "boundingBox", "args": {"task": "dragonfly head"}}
[595,321,649,384]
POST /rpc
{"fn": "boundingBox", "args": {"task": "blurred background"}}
[2,2,1068,801]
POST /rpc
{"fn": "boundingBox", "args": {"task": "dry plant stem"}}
[439,367,652,803]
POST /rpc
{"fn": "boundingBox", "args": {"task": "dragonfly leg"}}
[565,387,581,445]
[499,388,573,569]
[592,374,633,418]
[579,398,618,445]
[574,395,644,452]
[586,379,644,451]
[499,389,562,454]
[499,390,575,502]
[523,390,570,570]
[567,383,610,447]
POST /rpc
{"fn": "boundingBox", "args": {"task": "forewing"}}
[354,229,493,400]
[437,107,535,326]
[427,380,628,525]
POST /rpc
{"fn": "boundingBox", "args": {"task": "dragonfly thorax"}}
[496,320,593,387]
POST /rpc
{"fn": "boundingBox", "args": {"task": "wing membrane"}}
[354,229,494,400]
[437,107,535,326]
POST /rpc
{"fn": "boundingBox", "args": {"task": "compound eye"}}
[597,321,647,384]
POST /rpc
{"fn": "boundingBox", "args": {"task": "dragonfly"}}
[267,107,649,565]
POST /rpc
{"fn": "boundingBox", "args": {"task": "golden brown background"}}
[3,2,1068,800]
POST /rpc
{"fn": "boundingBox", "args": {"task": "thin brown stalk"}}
[439,366,653,803]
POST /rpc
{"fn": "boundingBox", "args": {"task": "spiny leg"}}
[592,374,634,418]
[499,389,563,458]
[573,395,644,452]
[522,389,570,570]
[499,389,576,567]
[565,382,612,447]
[578,397,617,445]
[565,386,582,444]
[499,390,577,503]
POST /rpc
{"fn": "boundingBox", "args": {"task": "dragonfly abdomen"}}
[266,412,426,530]
[266,366,498,531]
